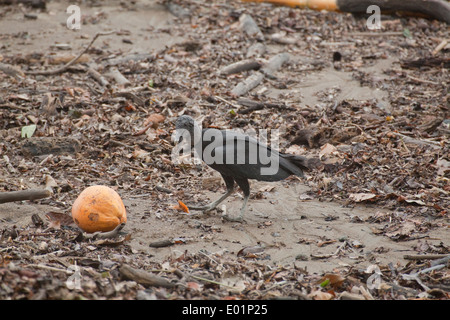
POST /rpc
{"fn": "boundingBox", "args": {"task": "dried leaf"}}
[436,159,450,176]
[21,124,37,138]
[308,290,334,300]
[144,114,165,128]
[319,143,338,159]
[317,273,346,288]
[173,200,190,213]
[349,193,376,202]
[46,211,75,229]
[237,244,265,257]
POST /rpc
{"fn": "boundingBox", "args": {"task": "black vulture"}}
[174,115,316,222]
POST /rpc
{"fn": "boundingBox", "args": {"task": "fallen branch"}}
[260,52,290,78]
[230,72,264,97]
[149,239,175,248]
[26,31,116,76]
[391,132,441,149]
[0,0,46,8]
[87,67,110,87]
[246,42,266,58]
[0,189,51,204]
[403,254,450,261]
[231,53,290,96]
[119,264,177,288]
[239,13,264,41]
[107,67,130,86]
[401,57,450,69]
[219,59,261,76]
[0,62,25,78]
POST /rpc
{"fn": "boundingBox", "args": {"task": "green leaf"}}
[21,124,37,138]
[403,28,412,39]
[148,79,154,88]
[319,279,330,287]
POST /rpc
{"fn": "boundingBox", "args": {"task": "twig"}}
[406,74,439,85]
[26,31,116,76]
[81,223,126,240]
[404,254,450,260]
[391,132,441,149]
[214,95,241,110]
[432,39,448,55]
[27,263,72,274]
[401,273,430,291]
[119,264,177,288]
[418,264,446,274]
[348,32,404,37]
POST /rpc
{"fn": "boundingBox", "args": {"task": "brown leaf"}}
[349,193,376,202]
[46,211,75,229]
[308,290,334,300]
[317,273,346,288]
[144,114,165,128]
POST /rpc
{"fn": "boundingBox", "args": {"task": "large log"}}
[0,0,46,8]
[242,0,450,24]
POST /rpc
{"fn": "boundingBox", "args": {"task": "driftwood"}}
[246,42,266,58]
[239,13,264,41]
[119,264,177,288]
[21,137,81,157]
[0,0,46,8]
[260,52,290,78]
[165,1,190,20]
[0,62,25,78]
[149,239,175,248]
[219,59,261,76]
[107,67,130,86]
[0,189,51,204]
[401,57,450,69]
[231,72,264,97]
[231,53,290,96]
[87,67,110,87]
[243,0,450,24]
[403,254,450,261]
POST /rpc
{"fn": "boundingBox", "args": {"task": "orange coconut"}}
[72,185,127,233]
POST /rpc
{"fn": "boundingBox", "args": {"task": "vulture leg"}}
[223,177,250,222]
[188,174,235,213]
